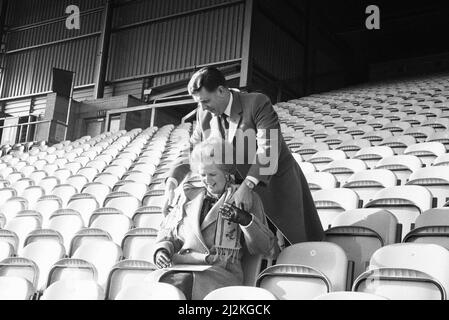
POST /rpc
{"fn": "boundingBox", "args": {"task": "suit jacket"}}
[171,90,293,186]
[151,184,278,299]
[169,91,324,244]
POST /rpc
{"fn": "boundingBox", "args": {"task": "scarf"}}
[161,182,242,264]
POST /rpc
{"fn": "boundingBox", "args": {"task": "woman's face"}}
[198,163,227,195]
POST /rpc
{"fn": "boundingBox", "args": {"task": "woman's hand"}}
[219,203,253,227]
[155,249,173,269]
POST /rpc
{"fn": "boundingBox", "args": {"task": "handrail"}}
[104,98,196,132]
[0,119,68,130]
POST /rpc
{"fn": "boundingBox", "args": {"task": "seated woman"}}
[151,137,279,300]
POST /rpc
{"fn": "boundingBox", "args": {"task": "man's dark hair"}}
[188,67,227,95]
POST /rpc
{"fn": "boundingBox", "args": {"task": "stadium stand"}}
[0,73,448,300]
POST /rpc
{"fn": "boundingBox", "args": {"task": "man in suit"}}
[164,67,324,244]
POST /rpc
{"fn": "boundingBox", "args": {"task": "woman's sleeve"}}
[150,214,184,264]
[240,192,280,258]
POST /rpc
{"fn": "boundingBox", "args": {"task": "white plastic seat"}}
[65,175,89,193]
[353,146,395,169]
[407,167,449,207]
[46,258,97,289]
[404,142,446,167]
[113,181,148,202]
[0,241,14,261]
[103,165,127,179]
[89,208,132,245]
[343,170,398,206]
[336,139,372,158]
[41,279,104,300]
[51,184,77,208]
[365,186,433,238]
[142,190,166,209]
[53,168,72,184]
[29,170,48,185]
[123,171,152,185]
[297,143,329,161]
[326,209,400,278]
[403,209,449,249]
[103,192,141,218]
[81,182,111,207]
[6,211,42,252]
[0,196,28,222]
[0,187,17,207]
[93,173,120,189]
[22,240,65,291]
[64,162,82,175]
[309,150,347,171]
[353,244,449,300]
[33,195,62,227]
[105,260,157,300]
[257,242,349,300]
[379,135,417,155]
[0,257,39,291]
[204,286,277,300]
[72,239,122,289]
[375,155,423,184]
[12,178,34,197]
[76,167,99,183]
[66,194,99,226]
[0,276,35,300]
[322,159,367,186]
[304,172,337,192]
[313,189,360,230]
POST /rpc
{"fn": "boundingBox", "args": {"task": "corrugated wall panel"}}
[112,0,232,28]
[107,2,244,82]
[7,10,102,51]
[4,99,32,117]
[2,37,98,97]
[6,0,105,27]
[252,10,305,82]
[32,96,48,115]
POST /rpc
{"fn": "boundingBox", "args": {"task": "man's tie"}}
[218,114,229,141]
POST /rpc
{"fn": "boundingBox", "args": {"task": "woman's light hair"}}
[190,137,236,175]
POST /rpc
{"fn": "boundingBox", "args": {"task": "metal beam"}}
[93,0,113,99]
[240,0,254,89]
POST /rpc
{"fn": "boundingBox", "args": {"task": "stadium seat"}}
[21,236,65,291]
[353,244,449,300]
[343,170,398,206]
[256,242,349,300]
[89,208,132,245]
[204,286,277,300]
[309,150,347,171]
[364,184,432,238]
[0,257,39,292]
[41,279,104,300]
[336,139,372,158]
[0,276,36,300]
[312,189,360,230]
[6,211,42,252]
[326,209,400,278]
[93,173,120,189]
[113,181,148,201]
[403,209,449,249]
[105,260,157,300]
[121,228,159,261]
[65,175,89,193]
[34,195,62,227]
[375,155,423,184]
[404,142,446,167]
[81,182,111,207]
[353,146,395,169]
[379,135,417,155]
[103,192,141,218]
[304,172,338,192]
[46,258,97,289]
[407,167,449,207]
[322,159,367,186]
[67,194,99,225]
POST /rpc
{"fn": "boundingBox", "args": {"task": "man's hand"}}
[232,183,253,211]
[155,249,172,269]
[162,180,177,216]
[219,203,253,227]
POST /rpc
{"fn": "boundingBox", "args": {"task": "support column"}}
[240,0,254,89]
[93,0,113,99]
[302,0,311,96]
